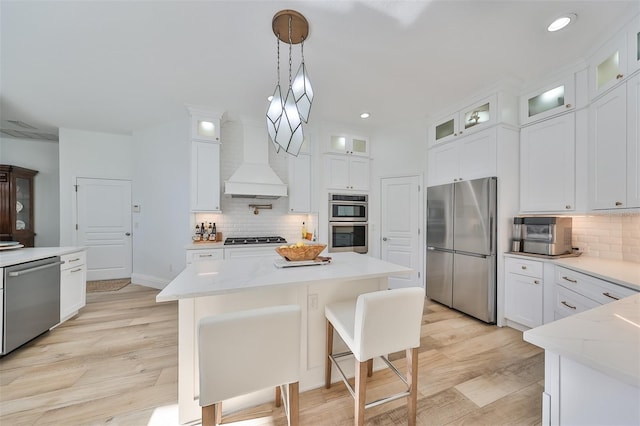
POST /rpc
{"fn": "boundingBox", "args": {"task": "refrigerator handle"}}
[490,216,494,254]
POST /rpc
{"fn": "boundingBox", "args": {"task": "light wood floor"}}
[0,284,544,425]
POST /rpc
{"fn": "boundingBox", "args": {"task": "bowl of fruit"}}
[275,242,327,261]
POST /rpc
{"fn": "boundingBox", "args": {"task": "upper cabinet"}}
[588,74,639,209]
[428,92,518,147]
[187,107,223,212]
[520,113,576,212]
[588,13,640,100]
[519,77,576,125]
[327,135,369,157]
[288,153,312,213]
[324,154,370,191]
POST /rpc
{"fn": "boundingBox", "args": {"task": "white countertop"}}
[524,293,640,387]
[552,256,640,291]
[0,246,86,267]
[156,252,412,302]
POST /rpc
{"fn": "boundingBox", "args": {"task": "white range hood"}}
[224,121,287,199]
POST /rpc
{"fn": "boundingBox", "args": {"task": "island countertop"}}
[524,293,640,387]
[156,252,413,302]
[0,246,86,267]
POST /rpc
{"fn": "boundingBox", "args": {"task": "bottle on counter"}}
[212,223,217,241]
[193,224,201,241]
[302,221,307,239]
[201,222,208,241]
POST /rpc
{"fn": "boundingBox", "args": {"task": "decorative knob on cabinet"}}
[382,237,388,241]
[566,104,572,108]
[521,266,527,270]
[565,205,571,209]
[616,74,624,80]
[615,201,623,206]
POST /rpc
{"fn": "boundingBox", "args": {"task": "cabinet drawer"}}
[61,251,86,270]
[554,285,600,320]
[187,249,224,263]
[555,266,637,305]
[506,257,543,278]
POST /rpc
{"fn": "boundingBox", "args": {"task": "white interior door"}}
[76,178,132,281]
[381,175,423,289]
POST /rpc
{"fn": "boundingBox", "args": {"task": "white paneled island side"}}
[156,252,413,424]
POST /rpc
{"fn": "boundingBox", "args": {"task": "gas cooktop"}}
[224,236,287,245]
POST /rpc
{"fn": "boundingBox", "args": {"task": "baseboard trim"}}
[131,273,170,290]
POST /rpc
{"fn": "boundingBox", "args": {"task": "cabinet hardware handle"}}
[565,205,571,209]
[199,254,213,258]
[561,301,577,310]
[533,280,540,284]
[125,232,131,236]
[562,276,577,283]
[602,292,619,300]
[68,258,80,263]
[459,131,463,135]
[616,74,624,79]
[70,268,83,273]
[615,201,623,206]
[566,104,572,108]
[521,265,527,270]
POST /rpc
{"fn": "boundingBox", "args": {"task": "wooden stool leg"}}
[407,348,418,426]
[275,385,282,407]
[289,382,300,426]
[367,359,373,377]
[202,403,221,426]
[354,360,367,426]
[325,319,334,389]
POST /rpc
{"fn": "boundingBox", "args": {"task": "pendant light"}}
[266,10,314,156]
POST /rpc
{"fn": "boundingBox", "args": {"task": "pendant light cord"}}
[288,15,293,87]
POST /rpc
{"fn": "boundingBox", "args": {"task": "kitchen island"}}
[156,251,413,424]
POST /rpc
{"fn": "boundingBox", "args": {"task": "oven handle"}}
[8,260,64,277]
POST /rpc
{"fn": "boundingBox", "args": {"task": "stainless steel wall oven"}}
[328,193,368,253]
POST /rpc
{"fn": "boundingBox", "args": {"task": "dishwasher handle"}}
[8,260,65,277]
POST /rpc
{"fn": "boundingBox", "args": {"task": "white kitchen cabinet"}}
[190,140,221,212]
[188,107,221,143]
[504,257,544,329]
[429,95,497,145]
[520,113,575,212]
[224,247,278,259]
[519,77,576,125]
[288,153,311,213]
[588,77,640,209]
[427,126,497,186]
[324,154,370,191]
[186,248,224,264]
[587,12,640,101]
[60,251,87,321]
[327,135,369,157]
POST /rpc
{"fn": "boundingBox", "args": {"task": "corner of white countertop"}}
[0,246,87,267]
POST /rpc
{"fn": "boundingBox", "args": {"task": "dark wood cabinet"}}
[0,165,38,247]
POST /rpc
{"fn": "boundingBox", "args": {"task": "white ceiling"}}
[1,0,637,138]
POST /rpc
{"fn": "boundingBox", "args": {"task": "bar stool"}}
[325,287,425,426]
[198,305,301,426]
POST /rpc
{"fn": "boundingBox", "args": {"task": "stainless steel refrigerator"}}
[426,177,497,323]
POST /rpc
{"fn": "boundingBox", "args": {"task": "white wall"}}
[131,117,191,287]
[0,137,60,246]
[58,128,133,246]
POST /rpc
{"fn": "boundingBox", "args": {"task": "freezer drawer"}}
[452,253,496,323]
[426,248,453,307]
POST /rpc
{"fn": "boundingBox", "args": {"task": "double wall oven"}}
[328,193,368,254]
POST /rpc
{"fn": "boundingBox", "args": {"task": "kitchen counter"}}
[157,252,413,424]
[0,246,86,267]
[157,251,411,302]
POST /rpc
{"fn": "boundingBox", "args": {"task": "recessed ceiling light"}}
[360,112,370,119]
[547,13,576,32]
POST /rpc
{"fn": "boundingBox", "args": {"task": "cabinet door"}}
[324,155,349,190]
[430,113,459,145]
[288,154,311,213]
[60,264,86,320]
[427,142,459,186]
[520,114,575,212]
[349,136,369,156]
[627,73,640,207]
[520,78,575,125]
[589,84,627,209]
[190,141,221,212]
[458,127,497,181]
[629,14,640,74]
[505,272,543,328]
[348,157,370,191]
[589,33,627,100]
[459,95,496,137]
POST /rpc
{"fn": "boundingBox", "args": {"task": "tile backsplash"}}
[572,213,640,263]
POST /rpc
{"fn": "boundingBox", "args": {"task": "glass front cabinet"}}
[429,95,496,146]
[520,77,576,125]
[0,165,38,247]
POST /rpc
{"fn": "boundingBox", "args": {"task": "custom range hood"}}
[224,121,287,199]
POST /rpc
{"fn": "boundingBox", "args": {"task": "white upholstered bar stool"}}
[198,305,301,426]
[325,287,425,426]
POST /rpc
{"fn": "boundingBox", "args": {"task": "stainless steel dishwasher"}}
[2,256,63,355]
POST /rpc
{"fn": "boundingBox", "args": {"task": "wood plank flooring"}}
[0,284,543,425]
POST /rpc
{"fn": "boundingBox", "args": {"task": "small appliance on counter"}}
[521,216,572,256]
[512,217,524,252]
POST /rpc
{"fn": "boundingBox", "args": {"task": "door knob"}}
[382,237,388,241]
[125,232,131,236]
